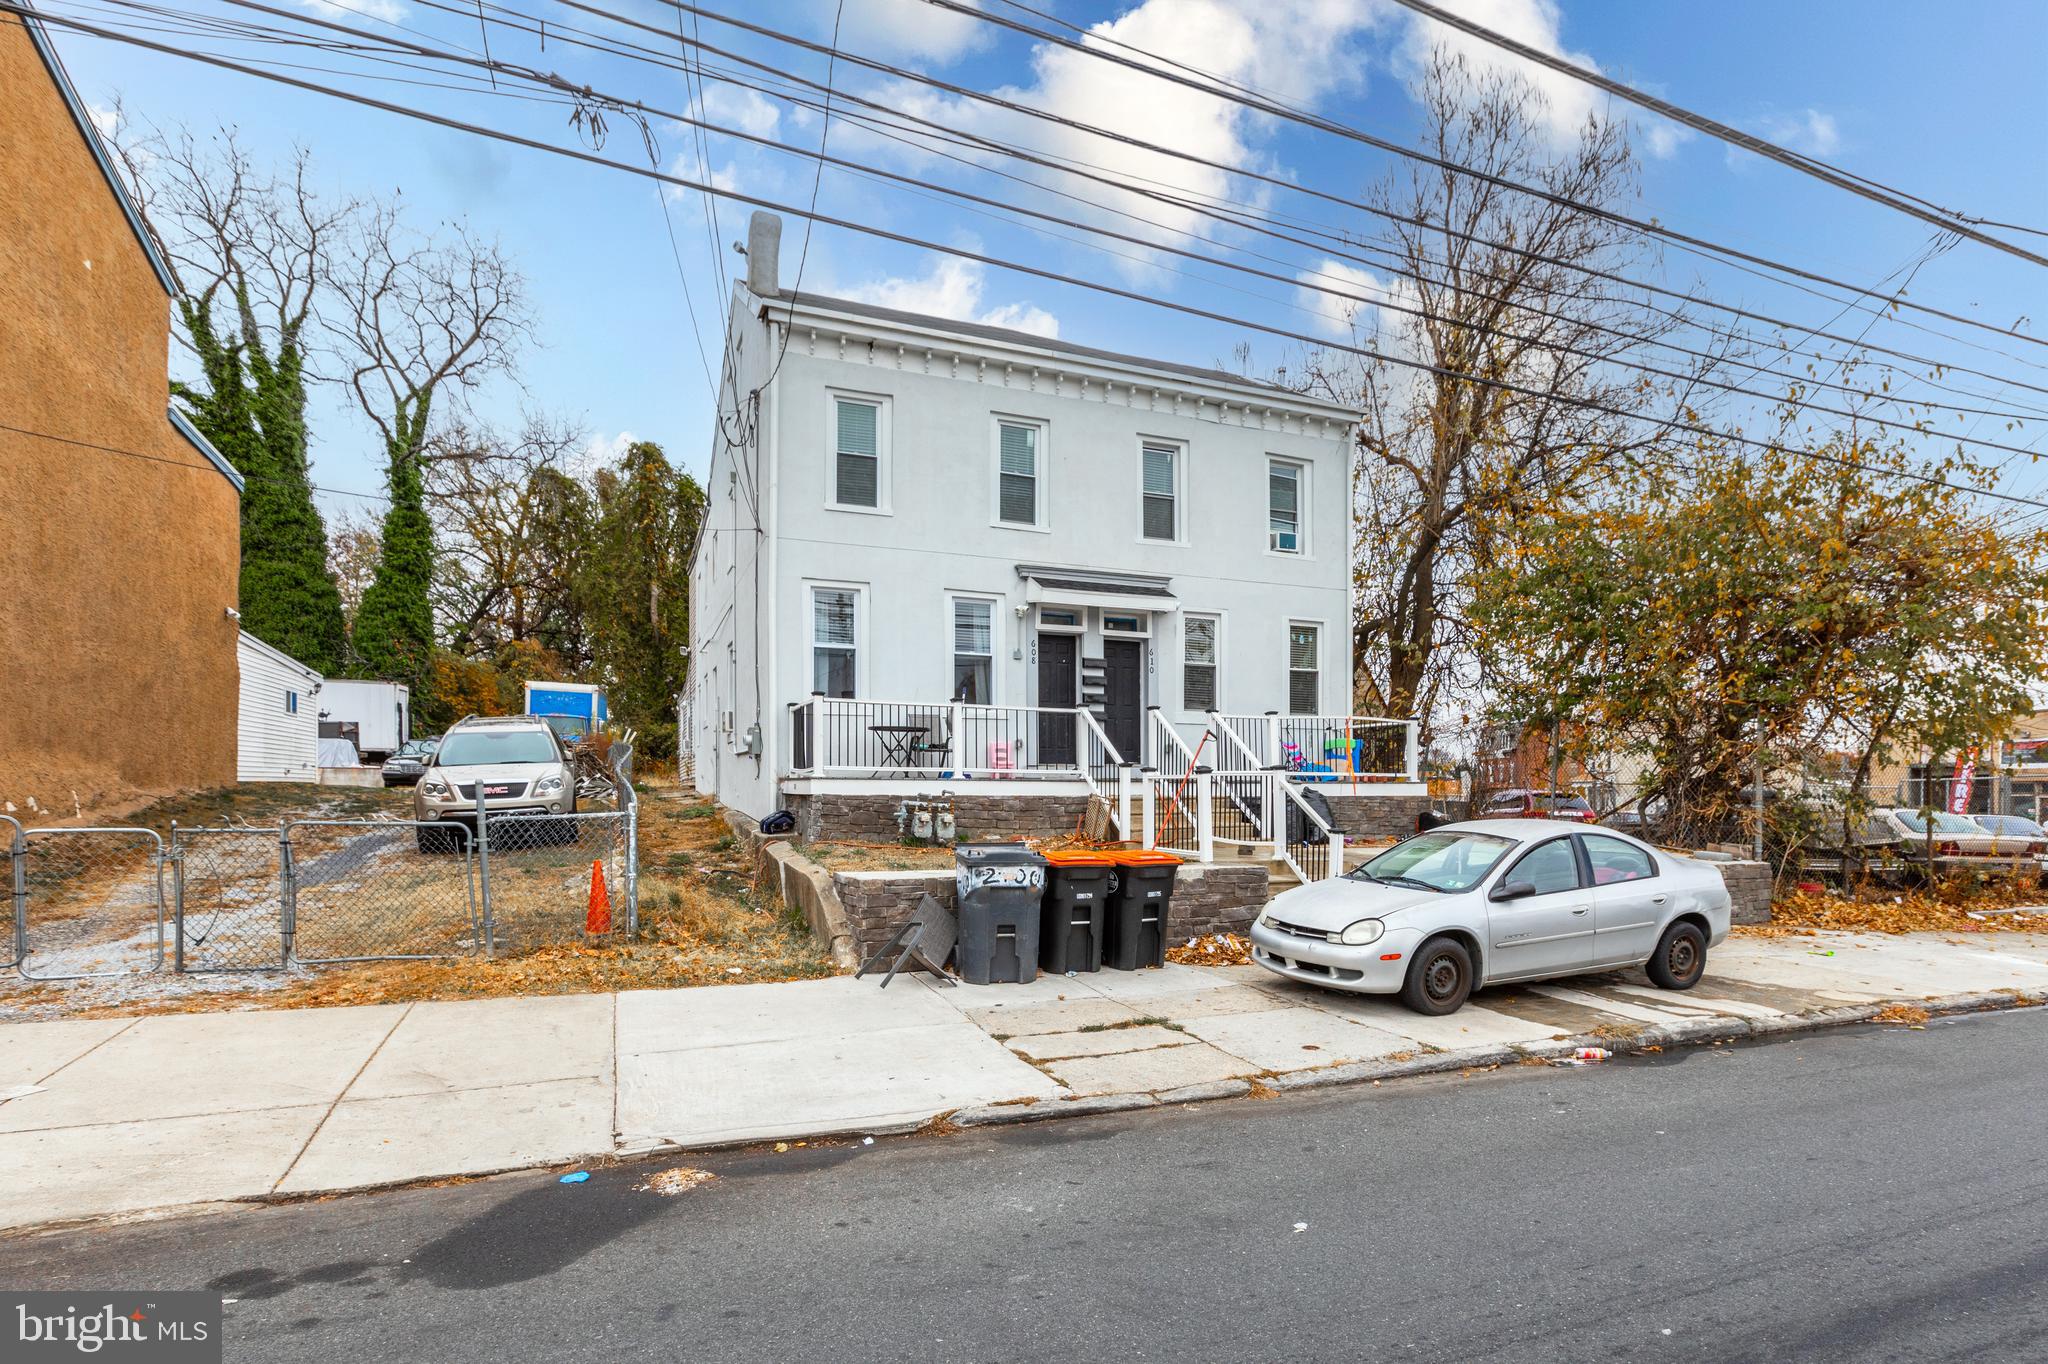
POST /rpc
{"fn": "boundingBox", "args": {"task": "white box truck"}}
[525,680,607,739]
[319,679,412,761]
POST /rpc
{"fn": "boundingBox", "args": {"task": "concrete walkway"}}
[2,931,2044,1231]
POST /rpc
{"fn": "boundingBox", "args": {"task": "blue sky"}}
[41,0,2048,523]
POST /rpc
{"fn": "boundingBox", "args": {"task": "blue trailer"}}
[524,680,608,739]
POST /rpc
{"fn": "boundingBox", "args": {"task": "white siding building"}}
[689,215,1423,873]
[236,631,322,782]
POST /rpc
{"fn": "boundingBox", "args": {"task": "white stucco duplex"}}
[689,216,1362,825]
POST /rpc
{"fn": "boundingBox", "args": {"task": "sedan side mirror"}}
[1489,879,1538,903]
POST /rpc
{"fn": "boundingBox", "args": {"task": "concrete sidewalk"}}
[3,931,2045,1231]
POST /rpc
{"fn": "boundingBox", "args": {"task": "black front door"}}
[1037,632,1077,766]
[1103,638,1144,765]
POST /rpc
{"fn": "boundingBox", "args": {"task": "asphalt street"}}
[5,1007,2043,1363]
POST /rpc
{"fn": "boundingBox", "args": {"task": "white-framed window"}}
[1268,457,1306,554]
[829,393,887,511]
[993,417,1046,528]
[1288,622,1320,715]
[1140,441,1181,541]
[810,585,861,697]
[1102,613,1148,636]
[950,596,997,703]
[1182,614,1219,712]
[285,690,298,715]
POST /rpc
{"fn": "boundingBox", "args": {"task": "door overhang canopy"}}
[1018,565,1177,615]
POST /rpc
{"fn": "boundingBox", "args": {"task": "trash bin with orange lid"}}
[1104,849,1181,970]
[1039,849,1115,974]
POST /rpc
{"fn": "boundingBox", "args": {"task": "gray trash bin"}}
[953,842,1047,985]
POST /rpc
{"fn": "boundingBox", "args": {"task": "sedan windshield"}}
[436,730,559,766]
[1978,815,2044,837]
[1892,810,1980,835]
[1354,831,1514,893]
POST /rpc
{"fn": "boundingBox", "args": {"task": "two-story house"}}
[688,214,1423,876]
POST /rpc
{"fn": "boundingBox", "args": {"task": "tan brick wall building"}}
[0,12,241,814]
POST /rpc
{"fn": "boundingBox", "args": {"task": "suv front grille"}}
[455,781,531,800]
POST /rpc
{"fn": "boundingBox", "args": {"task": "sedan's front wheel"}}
[1647,921,1707,990]
[1400,936,1472,1016]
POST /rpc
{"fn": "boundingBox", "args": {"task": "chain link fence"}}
[171,827,287,974]
[287,820,480,963]
[8,746,637,980]
[18,827,165,980]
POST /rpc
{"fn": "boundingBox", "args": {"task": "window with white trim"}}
[951,598,994,703]
[1182,615,1218,711]
[996,419,1042,526]
[1288,622,1320,715]
[285,690,298,715]
[832,397,882,509]
[811,587,858,697]
[1141,442,1178,541]
[1269,458,1304,554]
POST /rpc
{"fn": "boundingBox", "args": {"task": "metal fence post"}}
[278,821,296,966]
[7,817,25,971]
[169,821,183,973]
[473,787,493,954]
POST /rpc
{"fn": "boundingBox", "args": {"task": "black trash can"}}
[1039,850,1114,974]
[953,842,1048,984]
[1104,850,1180,970]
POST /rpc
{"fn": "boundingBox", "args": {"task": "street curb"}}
[952,1092,1158,1127]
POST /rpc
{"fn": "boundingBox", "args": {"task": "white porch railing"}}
[1213,713,1419,782]
[788,696,1128,789]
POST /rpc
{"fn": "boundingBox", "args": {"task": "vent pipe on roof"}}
[746,212,782,297]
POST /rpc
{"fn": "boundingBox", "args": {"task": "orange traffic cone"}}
[586,860,612,934]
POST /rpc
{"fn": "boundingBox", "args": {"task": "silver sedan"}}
[1250,819,1732,1015]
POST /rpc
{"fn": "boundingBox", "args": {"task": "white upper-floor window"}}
[994,417,1046,528]
[1269,457,1306,554]
[831,394,887,512]
[1141,441,1181,542]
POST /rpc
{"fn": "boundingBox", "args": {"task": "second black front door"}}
[1037,632,1077,766]
[1103,638,1144,764]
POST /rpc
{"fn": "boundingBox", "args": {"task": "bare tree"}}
[1311,51,1722,735]
[336,205,532,686]
[325,509,382,625]
[107,119,352,671]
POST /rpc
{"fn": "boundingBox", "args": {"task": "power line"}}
[411,0,2048,399]
[903,0,2048,330]
[1380,0,2048,265]
[20,2,2046,513]
[105,0,2048,452]
[3,418,391,502]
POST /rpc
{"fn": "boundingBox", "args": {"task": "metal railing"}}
[1277,781,1346,884]
[9,744,638,978]
[788,696,1126,784]
[1214,713,1419,781]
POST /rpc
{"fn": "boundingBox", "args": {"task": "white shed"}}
[237,631,323,782]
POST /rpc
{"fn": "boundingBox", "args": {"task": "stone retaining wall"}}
[1320,793,1432,840]
[1713,859,1774,925]
[785,792,1092,844]
[831,862,1272,959]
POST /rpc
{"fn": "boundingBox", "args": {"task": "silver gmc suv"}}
[413,715,576,852]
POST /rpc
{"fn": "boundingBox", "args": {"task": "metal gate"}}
[286,820,479,963]
[18,826,165,980]
[171,826,286,973]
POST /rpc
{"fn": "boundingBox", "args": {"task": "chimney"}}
[746,211,782,297]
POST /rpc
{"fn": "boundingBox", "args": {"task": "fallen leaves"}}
[1744,886,2048,937]
[1873,1003,1932,1026]
[1166,933,1252,966]
[640,1167,715,1196]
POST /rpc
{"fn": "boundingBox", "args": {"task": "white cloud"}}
[699,86,781,140]
[846,0,1387,281]
[573,430,636,476]
[296,0,406,23]
[1396,0,1689,158]
[664,146,739,199]
[1761,108,1840,156]
[1295,259,1397,341]
[815,0,992,65]
[843,256,1060,338]
[85,102,120,140]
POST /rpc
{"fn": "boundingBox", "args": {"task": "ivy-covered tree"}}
[577,442,706,729]
[113,126,349,671]
[331,206,529,692]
